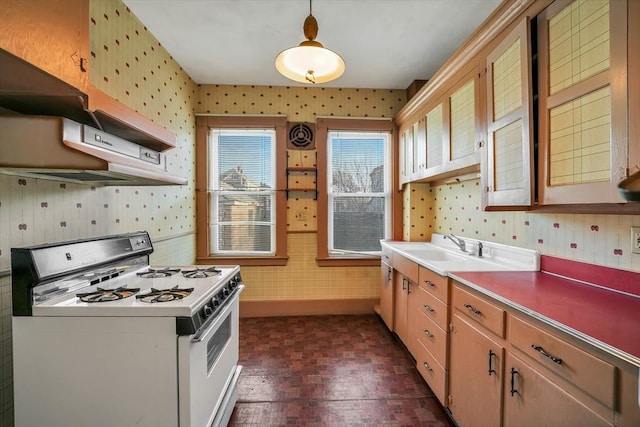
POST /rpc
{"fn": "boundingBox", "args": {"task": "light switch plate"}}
[632,226,640,254]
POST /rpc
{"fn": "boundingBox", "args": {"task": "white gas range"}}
[11,231,244,427]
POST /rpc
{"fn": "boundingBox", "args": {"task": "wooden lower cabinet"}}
[448,281,638,427]
[379,260,394,330]
[414,338,447,404]
[449,312,504,427]
[379,255,638,427]
[504,352,613,427]
[393,273,411,344]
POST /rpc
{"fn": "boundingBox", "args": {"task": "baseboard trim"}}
[239,298,378,318]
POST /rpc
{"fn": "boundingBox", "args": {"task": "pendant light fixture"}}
[275,0,345,84]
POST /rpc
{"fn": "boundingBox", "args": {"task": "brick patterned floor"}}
[229,314,454,427]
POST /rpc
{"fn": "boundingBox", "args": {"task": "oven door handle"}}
[192,285,243,343]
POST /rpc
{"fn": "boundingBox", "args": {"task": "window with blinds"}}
[209,128,276,255]
[327,130,391,255]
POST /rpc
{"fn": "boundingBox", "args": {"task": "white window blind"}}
[327,130,391,256]
[209,128,276,255]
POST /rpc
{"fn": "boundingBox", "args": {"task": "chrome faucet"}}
[444,234,466,253]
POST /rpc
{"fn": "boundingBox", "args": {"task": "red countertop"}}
[450,257,640,364]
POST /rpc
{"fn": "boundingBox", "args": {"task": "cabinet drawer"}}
[413,285,448,331]
[451,284,505,338]
[414,339,447,406]
[509,315,615,409]
[418,266,449,302]
[394,254,419,283]
[415,311,447,368]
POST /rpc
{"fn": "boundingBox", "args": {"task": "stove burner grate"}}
[76,287,140,303]
[136,268,181,278]
[136,286,194,303]
[181,266,222,278]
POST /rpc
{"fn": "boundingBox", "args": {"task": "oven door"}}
[178,286,244,427]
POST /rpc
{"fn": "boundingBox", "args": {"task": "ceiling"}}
[123,0,503,90]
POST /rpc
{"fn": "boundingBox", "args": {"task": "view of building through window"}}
[328,131,390,255]
[209,129,275,255]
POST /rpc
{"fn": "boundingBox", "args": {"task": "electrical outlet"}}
[632,226,640,254]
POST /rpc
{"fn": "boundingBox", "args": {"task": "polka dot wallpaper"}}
[1,0,638,423]
[414,180,640,272]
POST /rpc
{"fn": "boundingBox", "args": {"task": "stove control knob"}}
[223,287,230,297]
[212,297,220,307]
[201,304,213,318]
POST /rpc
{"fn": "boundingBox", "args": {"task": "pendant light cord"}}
[309,0,313,16]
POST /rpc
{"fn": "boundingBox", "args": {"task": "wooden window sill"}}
[195,256,289,266]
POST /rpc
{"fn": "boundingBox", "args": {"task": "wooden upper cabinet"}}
[399,125,414,185]
[399,118,426,185]
[0,0,89,90]
[413,68,483,183]
[413,120,427,178]
[441,68,483,178]
[425,103,445,171]
[537,0,629,205]
[483,19,534,209]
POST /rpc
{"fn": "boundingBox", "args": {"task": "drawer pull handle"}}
[531,344,563,365]
[488,349,497,376]
[423,304,435,313]
[510,367,520,396]
[464,303,482,316]
[423,361,433,373]
[424,280,435,287]
[423,329,433,338]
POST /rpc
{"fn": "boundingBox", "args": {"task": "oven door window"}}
[207,313,231,372]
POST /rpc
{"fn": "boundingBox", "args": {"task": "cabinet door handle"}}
[464,303,482,316]
[423,361,433,373]
[387,267,392,282]
[531,344,563,365]
[402,277,406,291]
[510,367,520,396]
[424,279,435,287]
[423,329,433,338]
[423,304,434,313]
[488,349,497,376]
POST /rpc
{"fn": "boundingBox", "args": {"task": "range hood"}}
[0,48,186,186]
[0,115,187,186]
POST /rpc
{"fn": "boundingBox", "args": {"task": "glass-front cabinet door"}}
[483,19,534,209]
[447,70,483,174]
[537,0,628,205]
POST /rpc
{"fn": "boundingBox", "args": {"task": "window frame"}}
[195,115,288,266]
[316,118,401,267]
